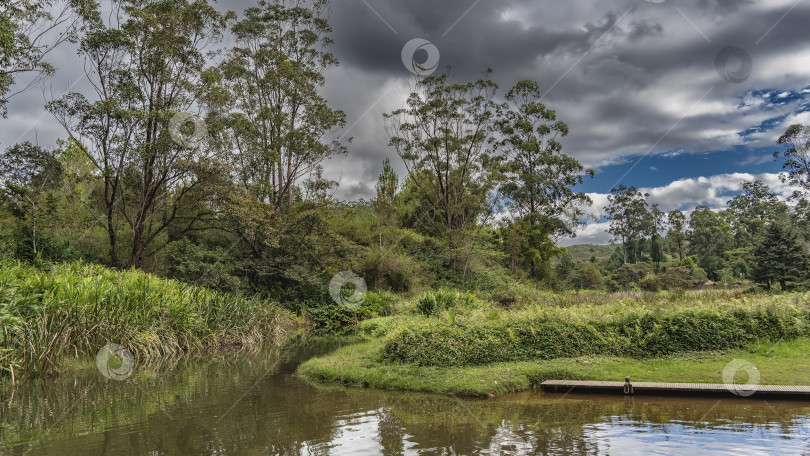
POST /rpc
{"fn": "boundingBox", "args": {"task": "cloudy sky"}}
[2,0,809,244]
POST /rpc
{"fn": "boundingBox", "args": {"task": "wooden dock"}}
[540,380,810,399]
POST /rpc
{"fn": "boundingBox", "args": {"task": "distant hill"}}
[564,244,617,263]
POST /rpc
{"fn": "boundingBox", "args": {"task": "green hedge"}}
[379,300,810,366]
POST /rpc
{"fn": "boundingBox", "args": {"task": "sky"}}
[2,0,809,245]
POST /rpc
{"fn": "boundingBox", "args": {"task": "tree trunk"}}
[30,198,37,257]
[107,204,118,266]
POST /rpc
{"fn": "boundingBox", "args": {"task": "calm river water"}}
[2,338,810,455]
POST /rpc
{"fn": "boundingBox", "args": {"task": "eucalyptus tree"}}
[47,0,230,267]
[726,180,786,245]
[776,124,810,198]
[384,72,498,243]
[605,185,650,264]
[648,203,665,267]
[373,157,398,246]
[495,80,593,275]
[687,205,735,280]
[0,0,91,116]
[667,209,686,262]
[216,0,346,213]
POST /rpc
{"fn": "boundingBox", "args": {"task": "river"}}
[2,337,809,455]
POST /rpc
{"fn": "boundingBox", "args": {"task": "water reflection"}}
[2,338,810,455]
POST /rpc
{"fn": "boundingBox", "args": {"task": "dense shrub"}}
[415,289,480,316]
[609,262,654,290]
[379,295,810,366]
[357,247,422,292]
[305,291,394,333]
[659,266,708,290]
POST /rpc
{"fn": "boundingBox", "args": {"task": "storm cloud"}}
[2,0,808,238]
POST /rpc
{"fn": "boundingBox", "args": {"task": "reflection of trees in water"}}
[5,346,810,455]
[381,394,810,455]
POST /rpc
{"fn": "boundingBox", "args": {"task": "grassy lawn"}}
[298,336,810,398]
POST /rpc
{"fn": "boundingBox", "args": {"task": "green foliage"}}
[751,222,809,290]
[384,72,499,239]
[688,205,735,279]
[214,0,345,213]
[570,263,603,290]
[776,124,810,197]
[608,262,654,290]
[0,261,296,378]
[305,291,393,334]
[415,289,480,316]
[605,185,652,264]
[496,79,593,240]
[380,293,810,367]
[659,266,708,289]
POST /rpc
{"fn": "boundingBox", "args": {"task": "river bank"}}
[298,289,810,397]
[0,261,301,381]
[298,337,810,397]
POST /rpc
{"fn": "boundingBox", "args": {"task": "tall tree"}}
[648,203,665,268]
[667,209,686,262]
[47,0,230,267]
[776,124,810,198]
[687,205,735,280]
[751,221,809,290]
[495,80,593,275]
[384,72,498,242]
[373,157,398,246]
[216,0,346,212]
[605,185,650,264]
[727,180,786,245]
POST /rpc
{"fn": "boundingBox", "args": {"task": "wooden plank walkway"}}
[540,380,810,399]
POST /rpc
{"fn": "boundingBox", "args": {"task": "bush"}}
[660,266,708,290]
[610,262,654,290]
[379,295,810,366]
[638,275,662,292]
[357,247,422,292]
[305,291,394,334]
[415,289,480,316]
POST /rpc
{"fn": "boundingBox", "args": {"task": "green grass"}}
[378,290,810,366]
[298,337,810,397]
[0,261,300,379]
[299,289,810,397]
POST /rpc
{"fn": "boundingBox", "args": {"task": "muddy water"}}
[2,338,809,455]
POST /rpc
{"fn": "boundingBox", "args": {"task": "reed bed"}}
[0,261,297,379]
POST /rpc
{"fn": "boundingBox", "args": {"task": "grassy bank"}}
[0,261,300,379]
[298,290,810,397]
[298,337,810,397]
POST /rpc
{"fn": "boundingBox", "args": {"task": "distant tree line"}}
[599,178,810,291]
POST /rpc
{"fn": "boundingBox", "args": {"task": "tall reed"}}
[0,261,297,378]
